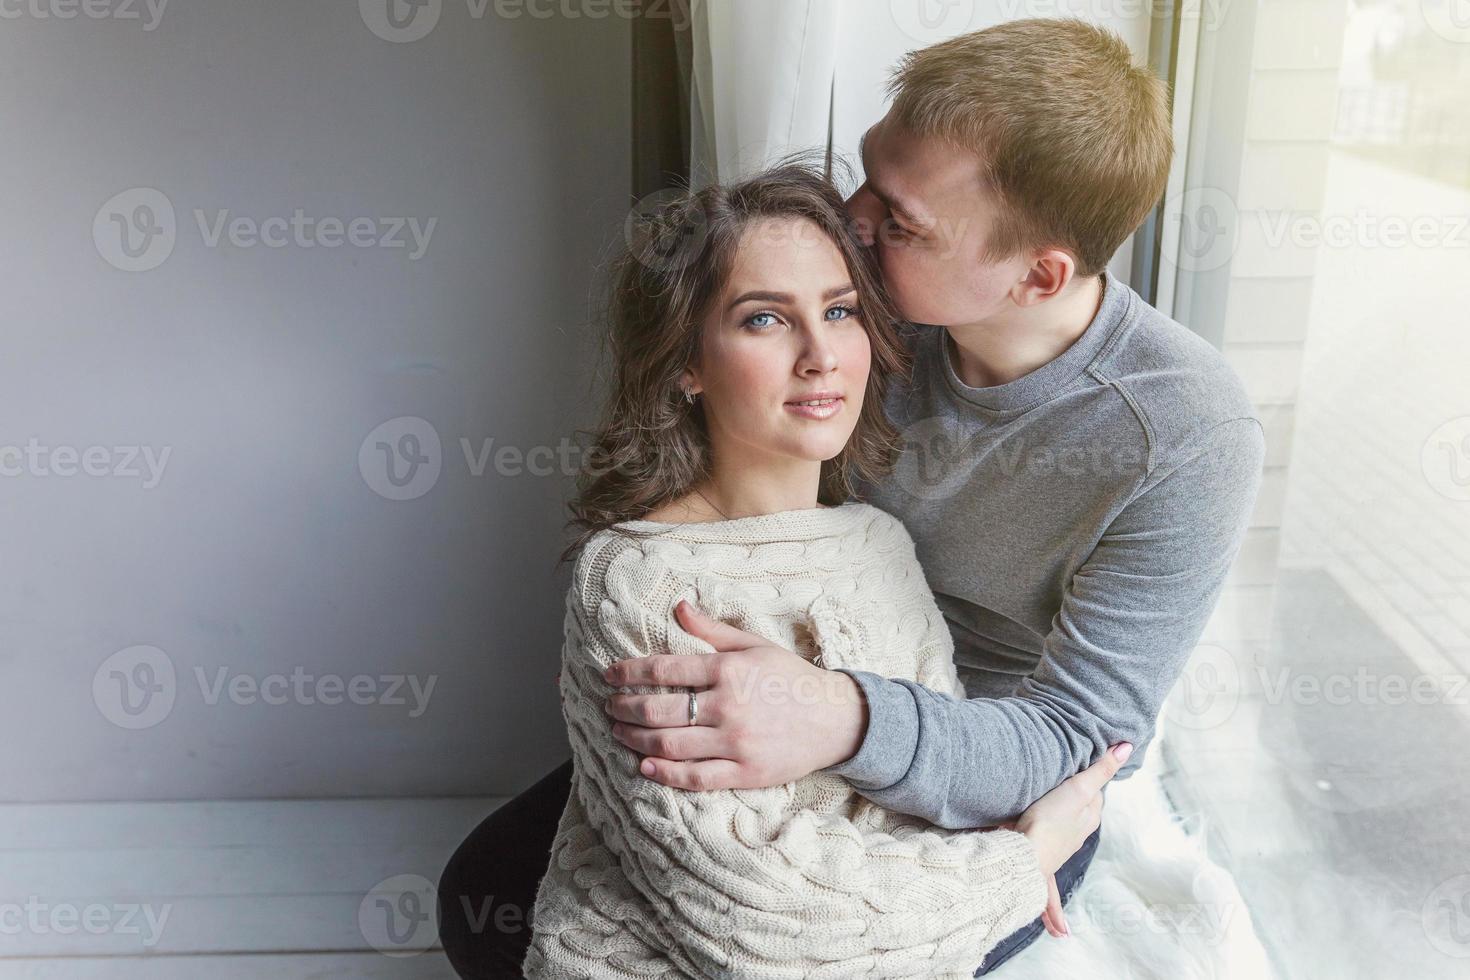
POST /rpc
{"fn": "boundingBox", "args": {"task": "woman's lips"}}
[784,396,843,420]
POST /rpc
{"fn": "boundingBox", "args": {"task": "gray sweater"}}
[821,271,1265,828]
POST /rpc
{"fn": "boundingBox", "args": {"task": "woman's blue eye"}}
[743,306,856,330]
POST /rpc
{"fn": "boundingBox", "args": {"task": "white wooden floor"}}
[0,797,506,979]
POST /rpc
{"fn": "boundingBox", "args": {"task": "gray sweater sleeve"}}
[820,417,1266,828]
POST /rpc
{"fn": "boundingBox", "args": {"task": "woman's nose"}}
[797,330,840,375]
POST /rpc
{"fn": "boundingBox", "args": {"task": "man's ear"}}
[1012,249,1077,307]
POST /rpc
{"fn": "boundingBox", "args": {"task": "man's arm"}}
[820,417,1266,829]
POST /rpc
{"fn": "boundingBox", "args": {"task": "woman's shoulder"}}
[569,528,672,606]
[566,503,917,601]
[844,501,920,550]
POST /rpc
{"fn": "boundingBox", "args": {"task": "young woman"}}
[443,160,1124,979]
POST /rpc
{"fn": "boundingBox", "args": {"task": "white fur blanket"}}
[992,744,1275,980]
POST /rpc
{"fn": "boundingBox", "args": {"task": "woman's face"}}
[686,216,871,468]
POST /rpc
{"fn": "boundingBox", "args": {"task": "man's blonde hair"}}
[887,18,1173,277]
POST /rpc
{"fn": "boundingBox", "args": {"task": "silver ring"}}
[686,687,698,726]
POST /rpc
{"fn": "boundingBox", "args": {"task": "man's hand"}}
[601,600,868,791]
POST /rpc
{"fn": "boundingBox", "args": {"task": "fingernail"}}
[1061,918,1071,937]
[603,700,612,714]
[640,759,655,776]
[1112,742,1134,762]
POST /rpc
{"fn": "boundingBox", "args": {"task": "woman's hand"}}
[1015,742,1133,937]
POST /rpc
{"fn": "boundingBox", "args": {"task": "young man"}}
[440,18,1264,977]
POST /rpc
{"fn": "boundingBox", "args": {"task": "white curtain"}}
[687,0,841,187]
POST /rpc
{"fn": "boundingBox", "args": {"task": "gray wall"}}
[1,0,630,801]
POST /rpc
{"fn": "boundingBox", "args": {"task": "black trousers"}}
[438,759,1100,979]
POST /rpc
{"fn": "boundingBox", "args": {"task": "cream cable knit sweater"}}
[523,502,1047,979]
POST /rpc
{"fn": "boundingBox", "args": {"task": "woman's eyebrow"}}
[726,284,856,310]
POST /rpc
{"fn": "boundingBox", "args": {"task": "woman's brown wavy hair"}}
[560,154,913,564]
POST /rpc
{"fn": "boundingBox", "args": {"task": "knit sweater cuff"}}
[818,667,921,791]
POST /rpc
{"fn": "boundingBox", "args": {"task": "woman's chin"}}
[778,431,855,463]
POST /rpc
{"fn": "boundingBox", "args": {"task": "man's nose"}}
[845,186,881,247]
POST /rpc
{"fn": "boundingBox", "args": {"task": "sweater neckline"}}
[615,500,872,542]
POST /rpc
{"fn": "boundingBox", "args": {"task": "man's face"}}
[846,112,1028,328]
